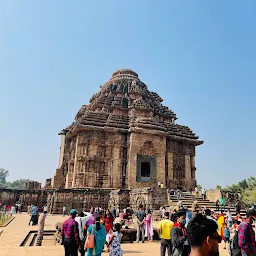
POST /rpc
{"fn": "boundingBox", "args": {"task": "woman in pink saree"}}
[144,209,154,242]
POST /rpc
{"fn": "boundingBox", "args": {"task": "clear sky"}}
[0,1,255,189]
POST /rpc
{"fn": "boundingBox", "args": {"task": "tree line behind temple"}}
[0,168,36,190]
[1,167,255,206]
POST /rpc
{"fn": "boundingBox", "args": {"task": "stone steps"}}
[170,192,246,218]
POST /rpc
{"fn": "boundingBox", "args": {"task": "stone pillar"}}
[185,155,191,190]
[127,133,137,189]
[65,163,74,188]
[167,152,174,188]
[58,135,66,169]
[36,213,46,246]
[191,155,196,188]
[156,149,166,185]
[112,143,122,188]
[71,137,80,187]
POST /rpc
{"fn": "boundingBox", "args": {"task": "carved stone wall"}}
[108,189,130,211]
[25,181,42,190]
[0,188,110,214]
[0,189,48,209]
[167,139,196,190]
[109,187,168,211]
[53,132,197,191]
[127,132,166,189]
[50,189,110,214]
[52,131,127,189]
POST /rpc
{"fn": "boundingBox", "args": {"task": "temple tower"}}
[52,68,203,190]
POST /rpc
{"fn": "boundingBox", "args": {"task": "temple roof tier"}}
[60,68,202,144]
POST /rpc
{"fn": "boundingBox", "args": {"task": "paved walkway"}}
[0,214,229,256]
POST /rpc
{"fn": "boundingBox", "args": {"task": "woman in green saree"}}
[87,216,107,256]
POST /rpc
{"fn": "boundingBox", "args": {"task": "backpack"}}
[229,230,242,256]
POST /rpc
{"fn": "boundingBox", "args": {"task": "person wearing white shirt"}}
[201,188,206,200]
[43,205,48,215]
[75,211,92,256]
[226,209,233,227]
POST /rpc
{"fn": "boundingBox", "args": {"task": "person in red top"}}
[121,209,129,227]
[235,212,243,222]
[104,209,114,233]
[62,209,81,256]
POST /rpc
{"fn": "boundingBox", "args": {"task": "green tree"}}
[197,184,202,190]
[226,183,241,193]
[238,179,248,189]
[0,168,9,183]
[242,188,256,207]
[7,179,32,190]
[247,176,256,189]
[216,185,222,190]
[0,168,9,188]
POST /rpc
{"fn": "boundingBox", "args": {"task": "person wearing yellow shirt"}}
[158,211,174,256]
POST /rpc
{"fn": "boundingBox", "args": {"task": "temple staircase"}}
[169,192,246,218]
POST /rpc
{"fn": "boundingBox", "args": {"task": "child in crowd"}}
[106,228,113,253]
[223,223,230,249]
[107,223,122,256]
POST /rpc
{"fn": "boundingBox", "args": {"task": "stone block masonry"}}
[0,188,110,214]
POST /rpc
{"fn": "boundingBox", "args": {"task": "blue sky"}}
[0,1,255,188]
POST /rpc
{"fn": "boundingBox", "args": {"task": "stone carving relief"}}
[173,153,185,180]
[134,195,146,208]
[139,141,156,156]
[99,162,105,174]
[167,140,195,156]
[100,146,106,158]
[89,160,95,170]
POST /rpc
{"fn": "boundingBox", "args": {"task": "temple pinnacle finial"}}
[112,68,138,79]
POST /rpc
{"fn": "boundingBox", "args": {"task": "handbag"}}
[172,248,182,256]
[84,225,95,249]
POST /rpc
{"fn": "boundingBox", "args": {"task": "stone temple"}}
[52,68,203,191]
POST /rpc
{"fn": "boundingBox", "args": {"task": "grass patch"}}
[0,213,13,226]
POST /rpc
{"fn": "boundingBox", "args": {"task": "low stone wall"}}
[0,189,48,210]
[109,187,168,211]
[0,188,111,214]
[0,187,168,214]
[109,190,130,210]
[50,188,111,214]
[205,189,221,203]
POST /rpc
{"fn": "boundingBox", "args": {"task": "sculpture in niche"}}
[89,160,95,169]
[100,162,105,174]
[100,146,106,158]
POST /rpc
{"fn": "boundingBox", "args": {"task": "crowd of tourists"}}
[158,206,256,256]
[62,206,122,256]
[61,204,156,256]
[61,204,256,256]
[0,202,24,215]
